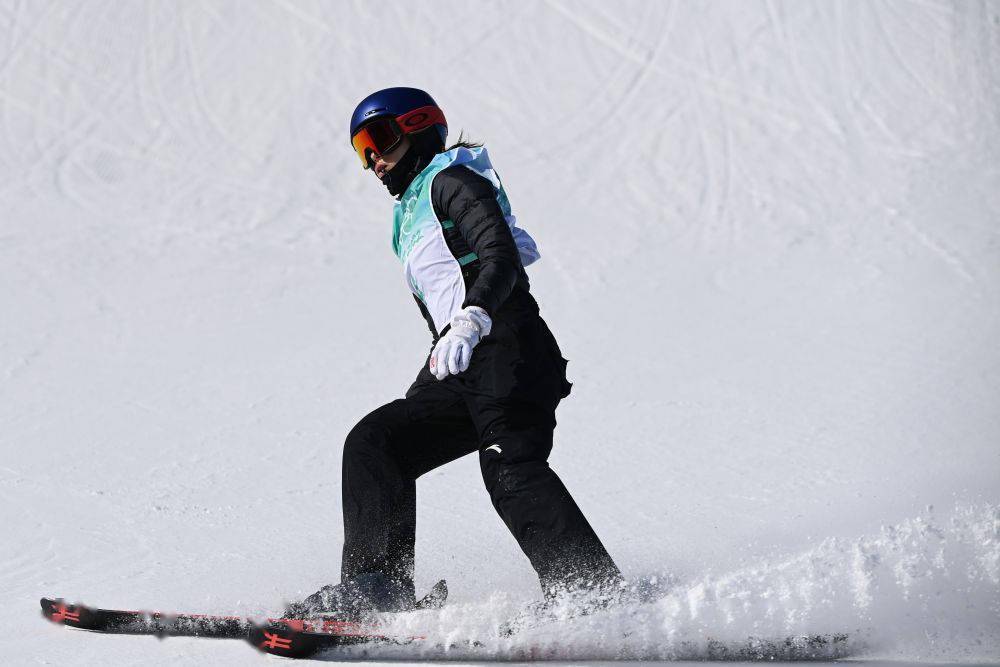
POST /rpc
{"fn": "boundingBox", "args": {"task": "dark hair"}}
[445,131,483,152]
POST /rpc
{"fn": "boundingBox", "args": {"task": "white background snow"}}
[1,0,998,664]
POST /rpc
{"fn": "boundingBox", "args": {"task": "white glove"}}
[429,306,492,381]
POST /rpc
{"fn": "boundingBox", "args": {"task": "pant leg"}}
[475,402,623,597]
[462,315,623,596]
[340,383,478,597]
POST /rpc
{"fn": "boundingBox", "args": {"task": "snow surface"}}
[2,0,999,664]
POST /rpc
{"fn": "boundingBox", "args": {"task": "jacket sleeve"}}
[431,166,520,318]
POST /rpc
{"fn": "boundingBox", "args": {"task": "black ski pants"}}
[340,314,621,600]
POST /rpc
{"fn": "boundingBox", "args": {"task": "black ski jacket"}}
[412,164,536,340]
[400,163,572,404]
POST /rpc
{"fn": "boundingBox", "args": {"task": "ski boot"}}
[283,572,415,619]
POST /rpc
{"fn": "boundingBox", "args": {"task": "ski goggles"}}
[350,105,446,169]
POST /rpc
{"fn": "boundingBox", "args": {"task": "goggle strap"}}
[396,106,446,134]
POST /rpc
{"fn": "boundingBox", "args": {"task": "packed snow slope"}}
[2,1,999,664]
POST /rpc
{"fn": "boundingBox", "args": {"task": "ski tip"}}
[40,598,88,628]
[40,597,63,618]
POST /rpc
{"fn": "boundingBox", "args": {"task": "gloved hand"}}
[429,306,492,381]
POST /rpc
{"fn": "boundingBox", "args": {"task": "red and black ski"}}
[41,580,445,659]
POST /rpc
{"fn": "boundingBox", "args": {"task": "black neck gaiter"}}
[379,132,440,198]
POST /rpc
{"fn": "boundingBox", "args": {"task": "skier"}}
[286,87,622,619]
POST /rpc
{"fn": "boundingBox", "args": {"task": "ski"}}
[42,589,852,660]
[41,579,446,659]
[41,597,391,657]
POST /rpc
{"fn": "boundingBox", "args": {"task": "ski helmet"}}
[349,87,447,169]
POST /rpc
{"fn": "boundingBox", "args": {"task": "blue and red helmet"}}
[350,87,447,169]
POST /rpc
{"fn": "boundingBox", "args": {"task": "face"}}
[372,136,411,179]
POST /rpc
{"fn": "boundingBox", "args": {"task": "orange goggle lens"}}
[351,117,402,169]
[350,105,447,169]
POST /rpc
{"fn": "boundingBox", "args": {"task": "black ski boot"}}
[283,572,415,619]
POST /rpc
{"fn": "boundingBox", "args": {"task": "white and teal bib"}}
[391,146,539,334]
